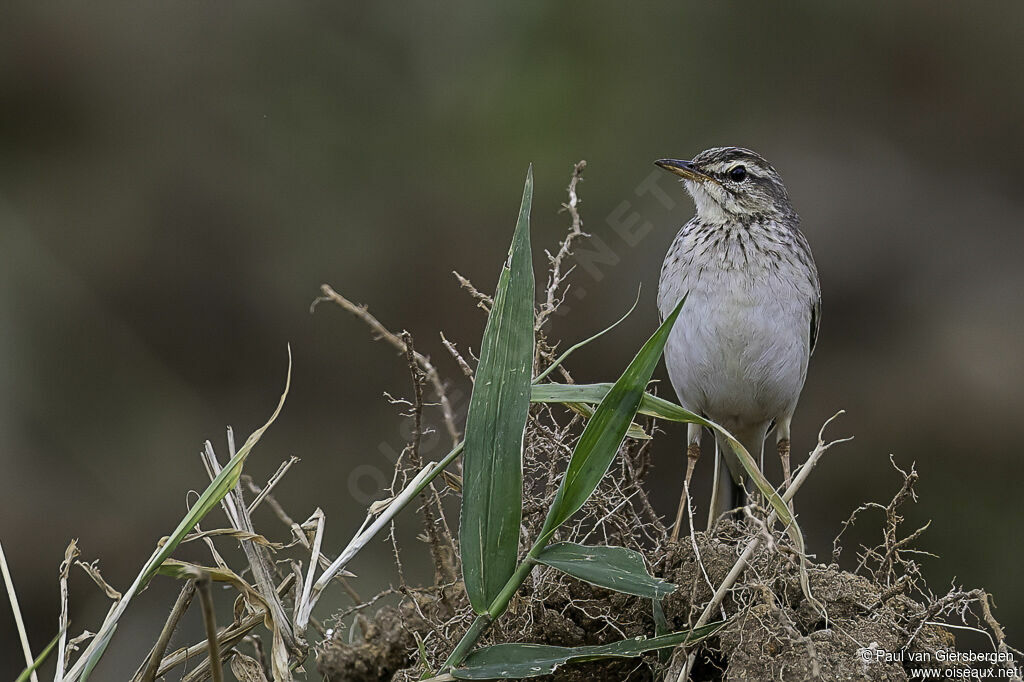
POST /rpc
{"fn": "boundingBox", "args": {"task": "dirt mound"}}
[319,458,1013,682]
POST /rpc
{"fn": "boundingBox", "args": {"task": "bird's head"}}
[655,147,793,223]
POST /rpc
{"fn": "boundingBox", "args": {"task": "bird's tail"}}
[708,429,764,528]
[709,446,745,527]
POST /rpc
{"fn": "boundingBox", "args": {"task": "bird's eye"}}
[729,165,747,182]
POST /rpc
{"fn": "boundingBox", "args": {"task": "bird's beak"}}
[655,158,714,183]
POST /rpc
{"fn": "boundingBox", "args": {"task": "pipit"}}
[655,147,821,538]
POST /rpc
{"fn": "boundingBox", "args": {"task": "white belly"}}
[660,263,811,428]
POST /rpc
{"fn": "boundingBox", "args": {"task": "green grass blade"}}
[651,597,671,663]
[535,542,676,599]
[67,350,291,682]
[532,383,704,425]
[14,628,63,682]
[532,287,639,384]
[78,629,113,682]
[459,167,536,614]
[530,380,812,601]
[539,298,684,542]
[142,347,291,586]
[451,621,724,679]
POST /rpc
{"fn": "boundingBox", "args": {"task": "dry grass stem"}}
[74,559,121,600]
[136,580,196,682]
[242,475,359,588]
[55,539,80,680]
[193,571,225,682]
[247,455,301,514]
[1,539,39,682]
[154,574,295,678]
[201,436,299,675]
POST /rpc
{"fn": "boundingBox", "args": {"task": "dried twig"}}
[312,284,461,446]
[402,332,458,586]
[757,584,822,679]
[440,331,474,379]
[452,271,493,312]
[536,160,588,332]
[976,590,1023,678]
[296,455,455,632]
[835,456,934,595]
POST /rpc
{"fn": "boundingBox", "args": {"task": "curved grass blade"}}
[530,380,817,608]
[451,622,724,680]
[532,286,640,384]
[67,350,292,682]
[14,628,63,682]
[535,542,676,599]
[531,382,793,526]
[651,597,671,663]
[459,167,536,614]
[157,558,271,612]
[538,298,684,543]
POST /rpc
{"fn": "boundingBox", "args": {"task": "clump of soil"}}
[318,444,1016,682]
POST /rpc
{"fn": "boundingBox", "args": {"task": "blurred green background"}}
[2,2,1023,677]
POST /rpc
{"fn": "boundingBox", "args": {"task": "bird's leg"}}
[774,417,795,514]
[775,417,794,493]
[777,438,792,491]
[670,442,701,543]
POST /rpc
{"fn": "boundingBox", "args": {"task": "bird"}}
[654,147,821,538]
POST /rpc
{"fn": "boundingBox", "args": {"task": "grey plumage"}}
[655,147,821,527]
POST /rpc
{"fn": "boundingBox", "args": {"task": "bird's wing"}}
[809,296,821,356]
[792,225,821,357]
